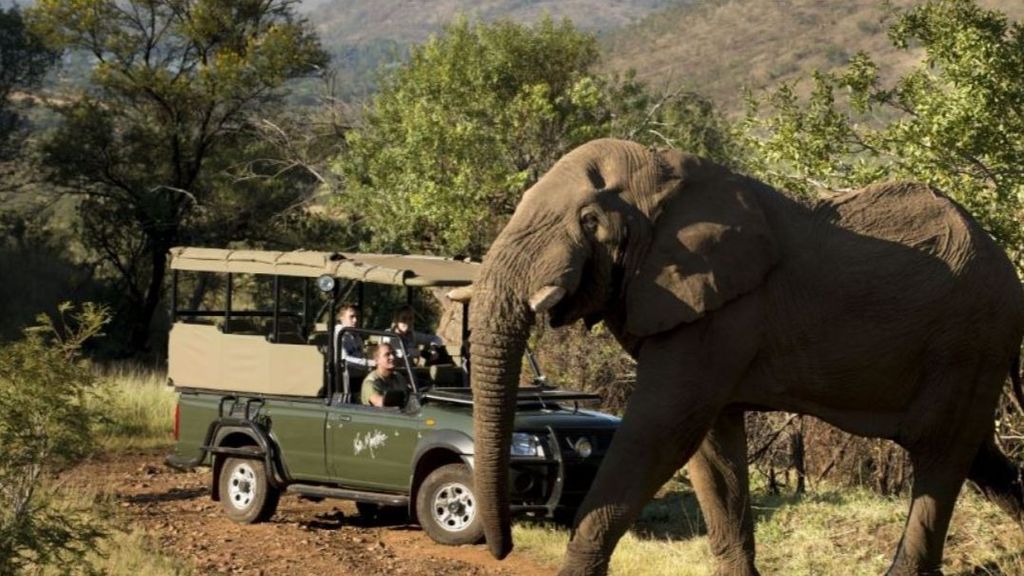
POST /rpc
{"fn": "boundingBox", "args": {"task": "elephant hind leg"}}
[967,437,1024,528]
[887,439,983,576]
[688,409,759,576]
[887,364,1007,575]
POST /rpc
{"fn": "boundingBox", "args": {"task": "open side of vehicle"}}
[165,247,619,545]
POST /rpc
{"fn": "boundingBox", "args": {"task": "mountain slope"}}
[309,0,678,47]
[600,0,1024,112]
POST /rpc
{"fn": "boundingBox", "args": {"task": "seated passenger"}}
[334,305,373,370]
[387,305,444,366]
[361,343,409,408]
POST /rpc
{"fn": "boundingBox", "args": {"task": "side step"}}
[286,484,408,507]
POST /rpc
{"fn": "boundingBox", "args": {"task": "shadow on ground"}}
[122,486,208,504]
[631,484,851,541]
[301,505,418,532]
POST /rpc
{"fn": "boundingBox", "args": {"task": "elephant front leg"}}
[559,324,752,576]
[688,409,760,576]
[560,397,717,576]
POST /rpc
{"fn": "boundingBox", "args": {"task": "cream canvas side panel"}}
[169,323,323,396]
[168,324,221,389]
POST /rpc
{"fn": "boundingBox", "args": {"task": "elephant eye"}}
[581,211,600,235]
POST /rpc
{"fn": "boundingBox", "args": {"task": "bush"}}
[0,303,108,575]
[531,322,636,414]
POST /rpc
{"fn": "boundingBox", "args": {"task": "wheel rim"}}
[431,481,475,532]
[228,462,257,510]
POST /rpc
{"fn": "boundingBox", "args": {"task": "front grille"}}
[552,428,617,505]
[506,428,617,513]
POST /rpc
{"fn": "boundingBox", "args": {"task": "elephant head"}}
[467,138,780,559]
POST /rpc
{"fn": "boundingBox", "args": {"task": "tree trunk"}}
[129,234,172,353]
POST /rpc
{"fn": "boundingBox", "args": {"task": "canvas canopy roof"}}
[169,247,478,287]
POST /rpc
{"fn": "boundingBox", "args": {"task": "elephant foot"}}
[712,562,760,576]
[884,555,943,576]
[884,569,942,576]
[557,540,610,576]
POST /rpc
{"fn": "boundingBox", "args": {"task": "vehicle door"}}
[264,397,329,482]
[325,342,424,492]
[325,400,423,491]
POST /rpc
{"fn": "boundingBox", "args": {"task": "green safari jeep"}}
[165,247,620,545]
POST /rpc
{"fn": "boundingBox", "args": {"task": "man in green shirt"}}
[361,343,409,407]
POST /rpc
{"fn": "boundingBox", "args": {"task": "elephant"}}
[462,138,1024,576]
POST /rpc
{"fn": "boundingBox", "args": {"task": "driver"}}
[361,343,409,408]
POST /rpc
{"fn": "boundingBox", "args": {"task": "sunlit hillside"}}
[307,0,679,46]
[600,0,1024,112]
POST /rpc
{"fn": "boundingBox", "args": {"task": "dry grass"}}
[89,363,176,450]
[37,482,193,576]
[25,368,188,574]
[82,367,1024,574]
[514,482,1024,575]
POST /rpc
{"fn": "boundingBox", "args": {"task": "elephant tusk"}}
[528,285,566,314]
[446,285,474,302]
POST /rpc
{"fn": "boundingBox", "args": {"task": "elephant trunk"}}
[469,247,534,559]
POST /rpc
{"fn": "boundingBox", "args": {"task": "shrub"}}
[0,303,108,575]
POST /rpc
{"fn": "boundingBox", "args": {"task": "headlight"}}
[511,433,545,457]
[573,437,593,458]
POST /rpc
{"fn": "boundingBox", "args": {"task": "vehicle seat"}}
[430,364,466,387]
[338,364,369,404]
[266,317,306,344]
[217,318,262,334]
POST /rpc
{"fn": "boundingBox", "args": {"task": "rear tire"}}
[415,463,483,545]
[219,457,279,523]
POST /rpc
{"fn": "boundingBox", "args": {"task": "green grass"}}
[514,483,1024,575]
[89,363,176,450]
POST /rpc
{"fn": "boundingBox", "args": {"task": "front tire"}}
[415,463,483,545]
[219,457,280,523]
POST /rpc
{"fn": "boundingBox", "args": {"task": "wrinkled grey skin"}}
[468,139,1024,576]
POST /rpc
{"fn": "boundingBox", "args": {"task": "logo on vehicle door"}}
[354,429,389,458]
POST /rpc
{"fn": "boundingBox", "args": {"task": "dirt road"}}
[70,451,556,576]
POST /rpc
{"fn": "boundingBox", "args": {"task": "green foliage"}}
[0,7,54,100]
[743,0,1024,270]
[336,17,603,257]
[0,303,109,575]
[335,17,736,258]
[27,0,329,352]
[0,6,58,154]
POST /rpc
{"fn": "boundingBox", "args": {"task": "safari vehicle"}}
[165,247,620,545]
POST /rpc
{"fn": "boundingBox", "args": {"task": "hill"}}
[600,0,1024,113]
[305,0,680,99]
[308,0,678,45]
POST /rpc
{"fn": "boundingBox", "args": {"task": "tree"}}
[335,17,736,259]
[743,0,1024,271]
[741,0,1024,492]
[0,303,108,575]
[0,6,58,154]
[28,0,329,353]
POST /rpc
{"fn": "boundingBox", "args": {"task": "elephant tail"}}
[1011,353,1024,415]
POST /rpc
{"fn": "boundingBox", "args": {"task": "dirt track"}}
[69,451,556,576]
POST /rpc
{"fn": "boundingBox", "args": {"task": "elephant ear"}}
[624,150,779,337]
